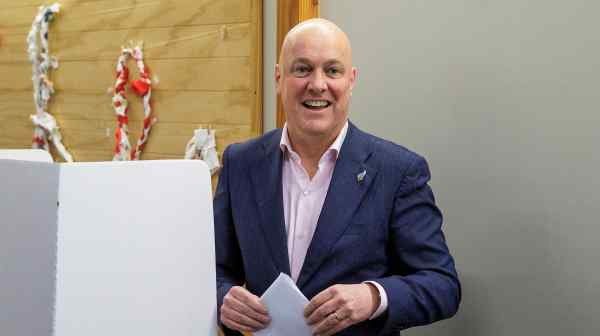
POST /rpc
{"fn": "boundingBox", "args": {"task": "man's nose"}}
[307,70,327,93]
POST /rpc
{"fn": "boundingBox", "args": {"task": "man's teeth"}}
[304,100,329,107]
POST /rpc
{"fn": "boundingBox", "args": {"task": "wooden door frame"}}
[275,0,320,128]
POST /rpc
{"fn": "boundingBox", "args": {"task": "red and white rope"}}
[112,43,156,161]
[27,3,73,162]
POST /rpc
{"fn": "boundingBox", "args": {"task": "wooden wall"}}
[0,0,262,163]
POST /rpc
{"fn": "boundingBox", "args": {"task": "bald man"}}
[214,19,461,335]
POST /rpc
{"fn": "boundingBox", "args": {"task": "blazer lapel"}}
[297,123,378,289]
[249,130,291,276]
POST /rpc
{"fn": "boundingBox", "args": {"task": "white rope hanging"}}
[184,128,220,174]
[27,3,73,162]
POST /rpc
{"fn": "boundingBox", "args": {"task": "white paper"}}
[255,273,312,336]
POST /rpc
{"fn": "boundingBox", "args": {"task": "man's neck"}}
[286,125,344,178]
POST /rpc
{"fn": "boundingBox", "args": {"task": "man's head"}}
[276,18,357,144]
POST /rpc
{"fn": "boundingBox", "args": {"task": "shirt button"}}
[303,190,309,196]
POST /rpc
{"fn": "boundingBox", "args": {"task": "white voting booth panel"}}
[0,158,59,336]
[0,158,217,336]
[0,149,53,162]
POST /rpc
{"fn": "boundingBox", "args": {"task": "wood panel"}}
[0,58,251,91]
[1,117,252,160]
[299,0,319,21]
[0,0,262,165]
[0,24,253,62]
[0,0,252,31]
[0,91,253,124]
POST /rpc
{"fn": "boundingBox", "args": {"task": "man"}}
[214,19,460,335]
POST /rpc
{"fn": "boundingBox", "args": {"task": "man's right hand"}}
[221,286,271,332]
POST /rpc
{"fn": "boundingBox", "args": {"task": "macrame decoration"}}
[27,3,73,162]
[184,128,220,174]
[112,42,157,161]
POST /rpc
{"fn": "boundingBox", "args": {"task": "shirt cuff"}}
[364,281,388,320]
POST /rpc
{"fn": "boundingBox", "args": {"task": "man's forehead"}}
[284,30,350,63]
[289,25,348,49]
[286,18,348,43]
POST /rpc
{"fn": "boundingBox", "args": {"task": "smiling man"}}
[214,19,461,336]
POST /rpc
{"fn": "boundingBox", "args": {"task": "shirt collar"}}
[279,121,349,161]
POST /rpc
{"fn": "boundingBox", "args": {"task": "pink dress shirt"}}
[279,121,388,319]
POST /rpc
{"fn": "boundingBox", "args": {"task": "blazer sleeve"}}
[377,154,461,333]
[213,145,245,336]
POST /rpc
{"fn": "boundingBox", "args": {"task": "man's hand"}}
[220,286,271,332]
[304,283,380,336]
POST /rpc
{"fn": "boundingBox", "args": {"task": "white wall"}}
[321,1,600,335]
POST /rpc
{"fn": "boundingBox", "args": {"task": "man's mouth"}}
[302,100,331,110]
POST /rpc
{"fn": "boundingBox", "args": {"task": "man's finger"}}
[224,289,270,324]
[304,286,335,317]
[306,296,338,324]
[221,305,266,331]
[221,314,254,332]
[230,286,269,315]
[318,317,353,336]
[312,311,341,335]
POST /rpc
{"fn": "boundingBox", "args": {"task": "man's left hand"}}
[304,283,380,336]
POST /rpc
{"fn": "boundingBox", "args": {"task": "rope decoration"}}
[112,42,157,161]
[184,128,221,174]
[27,3,73,162]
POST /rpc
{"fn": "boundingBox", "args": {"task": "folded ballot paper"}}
[255,273,313,336]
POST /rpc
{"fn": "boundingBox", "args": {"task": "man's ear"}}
[275,63,281,94]
[349,66,358,91]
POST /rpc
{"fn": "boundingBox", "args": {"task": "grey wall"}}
[321,1,600,335]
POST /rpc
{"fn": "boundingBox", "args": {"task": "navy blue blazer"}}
[214,122,460,335]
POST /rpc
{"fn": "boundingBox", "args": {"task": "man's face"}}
[276,27,357,141]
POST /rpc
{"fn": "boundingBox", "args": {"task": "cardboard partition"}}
[0,159,217,336]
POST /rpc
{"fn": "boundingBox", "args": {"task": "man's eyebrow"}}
[288,58,345,69]
[323,59,344,67]
[290,58,343,64]
[290,57,312,65]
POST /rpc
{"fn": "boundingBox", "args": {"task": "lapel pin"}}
[357,169,366,183]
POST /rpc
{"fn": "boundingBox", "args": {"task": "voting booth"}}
[0,152,218,335]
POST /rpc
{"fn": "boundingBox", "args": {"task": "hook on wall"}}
[219,25,228,40]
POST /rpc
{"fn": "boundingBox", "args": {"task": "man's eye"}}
[327,68,342,76]
[293,66,310,76]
